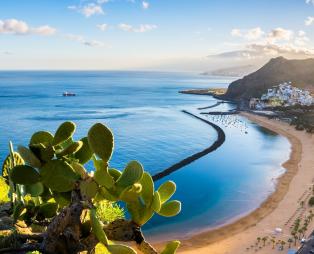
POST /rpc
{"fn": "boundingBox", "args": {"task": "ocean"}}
[0,71,290,240]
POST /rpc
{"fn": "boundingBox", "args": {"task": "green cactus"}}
[29,143,54,163]
[30,131,54,145]
[24,182,44,197]
[10,165,40,185]
[2,152,24,183]
[17,146,41,168]
[106,244,137,254]
[93,159,115,189]
[71,162,88,179]
[38,199,58,218]
[157,181,176,204]
[74,137,93,164]
[157,200,181,217]
[1,121,182,254]
[161,241,181,254]
[56,141,83,157]
[52,121,76,146]
[90,208,109,246]
[88,123,114,162]
[80,178,99,199]
[40,160,79,192]
[116,161,144,191]
[139,172,154,206]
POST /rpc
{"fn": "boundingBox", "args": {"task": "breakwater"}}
[152,110,226,181]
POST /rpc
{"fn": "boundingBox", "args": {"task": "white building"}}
[251,82,314,109]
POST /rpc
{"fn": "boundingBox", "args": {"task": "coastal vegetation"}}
[0,122,181,254]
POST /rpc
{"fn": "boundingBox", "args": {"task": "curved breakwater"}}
[152,110,226,181]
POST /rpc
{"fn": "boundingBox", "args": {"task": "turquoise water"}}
[0,71,290,240]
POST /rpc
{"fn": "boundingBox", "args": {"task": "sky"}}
[0,0,314,71]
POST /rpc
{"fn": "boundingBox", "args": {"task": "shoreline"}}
[161,112,310,253]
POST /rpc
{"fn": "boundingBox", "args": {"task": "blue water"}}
[0,71,290,240]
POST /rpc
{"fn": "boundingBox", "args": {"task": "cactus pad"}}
[157,200,181,217]
[161,241,181,254]
[88,123,114,162]
[17,146,41,168]
[10,165,40,185]
[116,161,144,190]
[52,121,76,146]
[30,131,54,145]
[74,137,94,164]
[157,181,176,204]
[2,152,24,183]
[40,160,79,192]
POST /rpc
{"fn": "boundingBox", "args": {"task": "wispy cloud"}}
[118,23,157,32]
[142,1,149,9]
[305,16,314,26]
[97,23,108,31]
[306,0,314,4]
[267,27,293,42]
[231,27,264,40]
[66,34,105,47]
[68,3,104,17]
[0,19,56,36]
[231,27,293,43]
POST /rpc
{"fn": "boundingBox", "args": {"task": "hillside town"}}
[249,82,314,110]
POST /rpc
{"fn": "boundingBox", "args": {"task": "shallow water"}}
[0,71,290,238]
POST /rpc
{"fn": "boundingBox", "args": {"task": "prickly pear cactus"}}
[0,121,182,254]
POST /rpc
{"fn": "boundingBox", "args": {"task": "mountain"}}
[201,64,258,77]
[222,57,314,102]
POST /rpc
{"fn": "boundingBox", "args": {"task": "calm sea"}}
[0,71,290,240]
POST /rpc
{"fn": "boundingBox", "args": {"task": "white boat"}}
[63,91,76,97]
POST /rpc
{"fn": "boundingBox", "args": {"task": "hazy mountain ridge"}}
[201,65,259,77]
[222,57,314,101]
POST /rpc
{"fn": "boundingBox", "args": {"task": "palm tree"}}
[292,232,298,246]
[257,237,261,246]
[288,238,293,248]
[298,228,304,240]
[281,240,286,250]
[262,236,268,247]
[271,238,276,249]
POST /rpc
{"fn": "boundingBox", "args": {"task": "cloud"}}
[97,23,108,31]
[231,27,264,40]
[66,34,105,47]
[0,19,56,36]
[209,43,314,60]
[306,0,314,4]
[68,3,104,17]
[267,28,293,42]
[294,30,309,46]
[32,25,56,36]
[213,27,313,61]
[305,16,314,26]
[232,27,293,43]
[118,23,157,32]
[142,1,149,9]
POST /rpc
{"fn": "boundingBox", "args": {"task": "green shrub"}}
[0,177,9,204]
[96,200,124,223]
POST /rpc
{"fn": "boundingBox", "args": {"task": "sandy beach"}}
[177,112,314,254]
